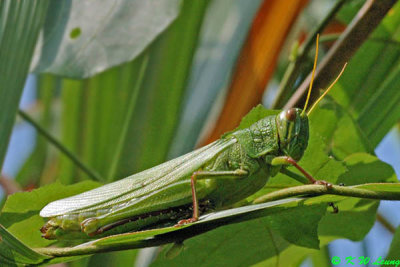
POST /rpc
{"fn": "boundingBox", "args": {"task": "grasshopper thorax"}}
[276,108,309,161]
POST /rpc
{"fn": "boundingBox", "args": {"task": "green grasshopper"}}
[40,39,346,240]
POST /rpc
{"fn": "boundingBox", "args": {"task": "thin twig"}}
[0,174,21,195]
[320,33,400,46]
[284,0,397,109]
[253,183,400,204]
[272,0,347,108]
[18,110,103,181]
[376,212,396,234]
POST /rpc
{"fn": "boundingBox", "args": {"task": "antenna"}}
[307,63,348,116]
[301,34,319,116]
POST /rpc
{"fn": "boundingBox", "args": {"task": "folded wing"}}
[40,138,236,217]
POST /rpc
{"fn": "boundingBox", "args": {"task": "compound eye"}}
[285,108,297,121]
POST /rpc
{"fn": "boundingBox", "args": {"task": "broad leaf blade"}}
[58,55,149,182]
[234,105,280,131]
[168,0,263,157]
[0,181,99,248]
[0,224,88,266]
[0,0,49,170]
[62,198,325,249]
[331,1,400,147]
[30,0,182,78]
[58,79,87,183]
[1,178,399,265]
[150,183,400,266]
[385,226,400,262]
[0,225,50,265]
[114,0,210,177]
[308,97,373,160]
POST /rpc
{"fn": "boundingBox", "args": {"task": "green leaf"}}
[0,225,50,266]
[263,204,327,249]
[331,1,400,147]
[30,0,182,78]
[253,237,335,267]
[58,79,87,183]
[45,198,279,248]
[308,97,373,160]
[150,182,400,266]
[51,0,210,182]
[247,152,395,262]
[168,0,263,158]
[336,0,366,24]
[310,246,331,267]
[2,181,400,265]
[0,181,99,248]
[318,198,378,241]
[339,153,398,185]
[385,226,400,263]
[0,0,49,170]
[113,0,210,177]
[88,198,323,249]
[318,153,397,241]
[152,220,290,267]
[234,105,280,131]
[76,56,148,182]
[37,198,327,264]
[86,250,138,267]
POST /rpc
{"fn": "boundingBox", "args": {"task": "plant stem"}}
[0,174,21,195]
[284,0,397,109]
[376,213,396,234]
[320,34,400,46]
[272,0,347,108]
[18,110,103,181]
[253,183,400,204]
[35,237,171,257]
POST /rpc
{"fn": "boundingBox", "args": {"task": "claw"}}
[313,180,333,188]
[40,225,48,234]
[328,202,339,213]
[81,217,100,236]
[39,224,58,240]
[175,217,197,227]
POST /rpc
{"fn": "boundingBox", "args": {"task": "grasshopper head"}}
[273,35,345,162]
[276,108,309,161]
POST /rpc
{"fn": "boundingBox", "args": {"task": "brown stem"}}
[284,0,397,109]
[0,174,21,195]
[376,212,396,234]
